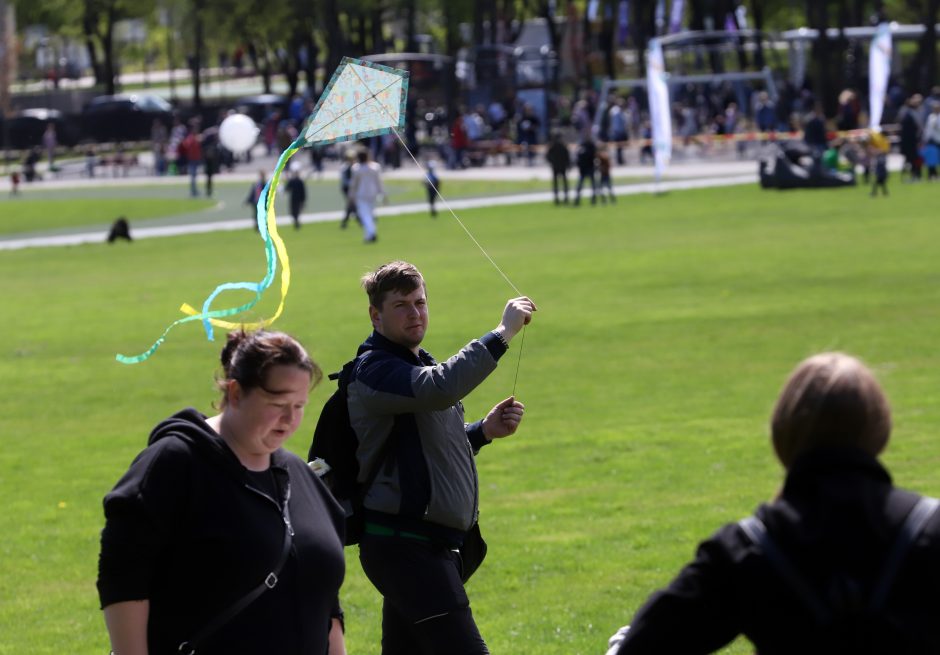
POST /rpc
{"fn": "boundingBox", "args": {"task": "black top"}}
[98,408,346,655]
[617,447,940,654]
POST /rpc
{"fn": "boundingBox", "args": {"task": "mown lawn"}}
[2,180,939,654]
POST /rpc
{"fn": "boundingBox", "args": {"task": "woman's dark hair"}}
[216,330,321,406]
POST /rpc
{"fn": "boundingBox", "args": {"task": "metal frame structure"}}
[592,67,777,136]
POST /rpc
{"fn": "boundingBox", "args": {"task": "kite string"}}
[346,63,531,393]
[344,64,524,296]
[391,128,522,296]
[511,324,526,398]
[389,127,529,395]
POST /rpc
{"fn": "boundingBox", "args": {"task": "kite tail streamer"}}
[117,136,303,364]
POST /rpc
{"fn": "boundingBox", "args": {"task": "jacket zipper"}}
[245,478,294,537]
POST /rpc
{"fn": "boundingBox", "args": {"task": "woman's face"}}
[228,364,311,457]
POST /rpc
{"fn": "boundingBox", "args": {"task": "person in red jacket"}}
[179,123,203,197]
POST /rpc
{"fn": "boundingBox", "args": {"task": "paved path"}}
[0,171,756,251]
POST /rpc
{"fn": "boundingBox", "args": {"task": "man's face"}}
[370,284,429,352]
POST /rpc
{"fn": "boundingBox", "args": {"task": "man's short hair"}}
[771,352,891,469]
[362,261,424,309]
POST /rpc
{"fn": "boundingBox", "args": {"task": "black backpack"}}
[308,353,392,545]
[739,496,940,650]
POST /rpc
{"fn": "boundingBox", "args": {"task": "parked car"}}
[0,108,81,150]
[81,93,173,143]
[232,94,287,124]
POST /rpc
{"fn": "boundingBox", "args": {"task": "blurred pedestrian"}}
[10,171,20,196]
[339,149,358,229]
[246,171,267,230]
[869,130,890,197]
[285,169,307,230]
[608,98,629,164]
[180,125,203,197]
[348,149,384,243]
[546,131,571,205]
[43,122,57,168]
[923,101,940,181]
[23,148,40,182]
[202,128,221,197]
[899,95,924,182]
[597,148,616,204]
[450,113,469,170]
[574,137,598,206]
[425,160,440,217]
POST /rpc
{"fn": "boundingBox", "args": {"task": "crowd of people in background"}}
[9,74,940,213]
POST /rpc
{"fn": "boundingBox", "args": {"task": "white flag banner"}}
[646,38,671,181]
[869,22,892,130]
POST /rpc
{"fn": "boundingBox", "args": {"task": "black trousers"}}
[359,535,489,655]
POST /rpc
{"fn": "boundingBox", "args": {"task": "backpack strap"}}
[739,495,940,625]
[738,516,833,624]
[868,496,940,611]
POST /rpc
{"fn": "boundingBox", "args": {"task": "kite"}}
[117,57,409,364]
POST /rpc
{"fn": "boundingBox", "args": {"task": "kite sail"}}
[117,57,409,363]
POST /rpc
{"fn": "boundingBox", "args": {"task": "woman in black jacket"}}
[98,330,347,655]
[608,352,940,654]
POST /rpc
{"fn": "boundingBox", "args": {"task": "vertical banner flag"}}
[869,22,892,131]
[617,1,630,46]
[646,38,671,182]
[668,0,684,34]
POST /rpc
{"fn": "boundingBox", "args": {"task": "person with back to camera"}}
[607,352,940,655]
[97,330,347,655]
[349,261,536,654]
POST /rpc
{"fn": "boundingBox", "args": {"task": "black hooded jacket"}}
[97,408,345,655]
[616,448,940,654]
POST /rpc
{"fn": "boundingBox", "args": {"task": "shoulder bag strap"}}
[177,497,294,654]
[868,495,940,612]
[738,516,833,625]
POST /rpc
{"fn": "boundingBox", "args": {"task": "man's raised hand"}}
[495,296,537,342]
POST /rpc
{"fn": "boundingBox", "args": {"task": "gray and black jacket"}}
[347,330,507,544]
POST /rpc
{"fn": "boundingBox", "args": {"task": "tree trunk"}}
[283,35,300,98]
[371,4,384,54]
[443,1,458,122]
[808,0,836,115]
[405,0,417,52]
[917,0,939,92]
[632,0,650,77]
[540,0,559,53]
[191,0,204,109]
[102,3,116,95]
[750,0,765,69]
[601,0,616,79]
[303,32,319,96]
[82,3,102,88]
[322,0,344,75]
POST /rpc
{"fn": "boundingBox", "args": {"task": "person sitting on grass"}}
[607,352,940,655]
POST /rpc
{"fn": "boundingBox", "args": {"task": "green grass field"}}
[3,180,940,654]
[0,175,646,237]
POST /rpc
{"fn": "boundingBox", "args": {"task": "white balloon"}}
[218,114,259,153]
